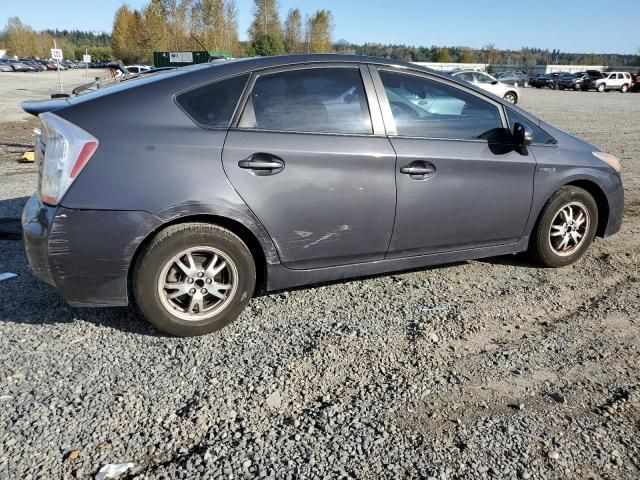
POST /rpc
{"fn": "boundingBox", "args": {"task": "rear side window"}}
[505,109,556,145]
[379,70,503,141]
[239,67,373,135]
[177,74,249,128]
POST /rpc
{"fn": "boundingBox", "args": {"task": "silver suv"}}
[591,71,633,93]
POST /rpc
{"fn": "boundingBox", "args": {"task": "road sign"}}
[51,48,63,61]
[83,54,91,63]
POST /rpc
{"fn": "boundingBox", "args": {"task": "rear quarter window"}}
[176,74,249,128]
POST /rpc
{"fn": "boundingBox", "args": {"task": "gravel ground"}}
[0,69,108,122]
[0,88,639,480]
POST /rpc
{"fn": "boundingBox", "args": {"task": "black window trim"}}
[173,72,252,130]
[229,63,385,137]
[504,107,558,147]
[370,65,509,142]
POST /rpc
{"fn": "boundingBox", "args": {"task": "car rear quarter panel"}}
[44,66,281,305]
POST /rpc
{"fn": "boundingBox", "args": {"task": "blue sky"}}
[1,0,638,54]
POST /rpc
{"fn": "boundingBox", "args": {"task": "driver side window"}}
[379,70,503,141]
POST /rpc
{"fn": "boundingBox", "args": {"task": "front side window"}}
[379,70,503,141]
[506,109,556,145]
[239,67,372,135]
[456,72,475,82]
[176,74,249,128]
[473,72,495,84]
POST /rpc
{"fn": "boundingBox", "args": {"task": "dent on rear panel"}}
[155,200,280,265]
[47,209,161,305]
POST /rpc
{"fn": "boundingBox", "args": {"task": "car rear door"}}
[371,66,536,258]
[222,64,397,270]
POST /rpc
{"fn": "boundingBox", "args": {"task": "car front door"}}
[222,64,397,270]
[371,67,536,258]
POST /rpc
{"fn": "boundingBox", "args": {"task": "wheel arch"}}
[128,214,269,298]
[564,180,609,237]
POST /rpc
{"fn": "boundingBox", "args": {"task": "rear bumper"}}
[22,194,161,307]
[22,194,57,286]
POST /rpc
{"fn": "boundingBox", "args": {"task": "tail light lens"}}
[38,112,99,205]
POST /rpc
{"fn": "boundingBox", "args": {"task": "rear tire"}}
[530,186,598,268]
[133,223,256,337]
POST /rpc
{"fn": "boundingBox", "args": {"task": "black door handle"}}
[400,161,436,179]
[238,153,284,173]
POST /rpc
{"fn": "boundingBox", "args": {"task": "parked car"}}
[578,71,605,91]
[7,60,29,72]
[496,71,529,88]
[125,65,152,74]
[447,69,521,103]
[37,60,59,71]
[21,60,45,72]
[0,62,14,72]
[20,54,623,337]
[530,73,565,89]
[558,71,605,91]
[631,72,640,92]
[585,71,633,92]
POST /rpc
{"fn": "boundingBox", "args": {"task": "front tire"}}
[597,83,606,92]
[134,223,256,337]
[621,84,628,93]
[530,186,598,268]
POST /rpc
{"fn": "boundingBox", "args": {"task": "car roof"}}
[59,54,536,120]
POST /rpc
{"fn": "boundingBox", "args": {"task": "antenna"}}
[190,33,209,55]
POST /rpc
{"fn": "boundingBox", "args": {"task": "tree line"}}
[335,42,640,67]
[111,0,334,64]
[0,17,114,61]
[1,9,638,67]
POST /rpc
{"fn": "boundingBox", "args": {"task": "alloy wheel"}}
[548,202,590,257]
[157,246,238,321]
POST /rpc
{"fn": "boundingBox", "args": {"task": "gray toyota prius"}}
[21,55,623,336]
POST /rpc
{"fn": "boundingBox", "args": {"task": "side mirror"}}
[492,80,498,85]
[513,122,533,146]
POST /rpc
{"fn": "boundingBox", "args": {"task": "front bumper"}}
[602,172,624,237]
[21,194,161,307]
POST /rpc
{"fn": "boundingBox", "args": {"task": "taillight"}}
[38,112,99,205]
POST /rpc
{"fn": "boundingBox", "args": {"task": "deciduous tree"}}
[3,17,37,58]
[306,9,332,54]
[434,47,451,63]
[112,5,144,64]
[249,0,282,42]
[283,8,302,54]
